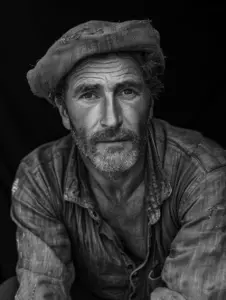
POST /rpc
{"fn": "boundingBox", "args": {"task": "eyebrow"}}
[72,79,144,97]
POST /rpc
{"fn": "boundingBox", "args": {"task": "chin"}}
[91,149,139,173]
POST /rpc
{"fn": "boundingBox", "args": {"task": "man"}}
[7,19,226,299]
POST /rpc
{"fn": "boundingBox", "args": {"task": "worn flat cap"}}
[27,19,165,104]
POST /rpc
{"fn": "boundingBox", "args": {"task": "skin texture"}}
[57,53,152,205]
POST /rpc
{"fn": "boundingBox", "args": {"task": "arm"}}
[10,160,75,299]
[157,167,226,300]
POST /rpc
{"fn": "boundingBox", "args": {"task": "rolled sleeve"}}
[161,167,226,300]
[10,160,75,300]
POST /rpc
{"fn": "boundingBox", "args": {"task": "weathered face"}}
[58,53,152,174]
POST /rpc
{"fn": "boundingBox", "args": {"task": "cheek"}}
[122,100,149,128]
[68,102,99,134]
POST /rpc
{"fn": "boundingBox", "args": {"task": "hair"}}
[53,51,165,108]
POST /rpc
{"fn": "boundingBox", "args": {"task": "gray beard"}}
[69,122,148,179]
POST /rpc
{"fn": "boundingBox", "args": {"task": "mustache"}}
[89,128,139,144]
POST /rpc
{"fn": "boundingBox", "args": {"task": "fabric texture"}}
[0,276,101,300]
[26,19,165,104]
[10,118,226,300]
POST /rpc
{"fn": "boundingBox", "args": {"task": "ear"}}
[55,98,70,130]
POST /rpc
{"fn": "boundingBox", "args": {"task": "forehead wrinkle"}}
[71,56,142,76]
[71,67,142,83]
[78,55,137,67]
[71,73,143,90]
[74,64,139,74]
[69,57,144,89]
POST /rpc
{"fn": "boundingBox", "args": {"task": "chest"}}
[99,194,147,261]
[92,181,147,260]
[111,211,147,261]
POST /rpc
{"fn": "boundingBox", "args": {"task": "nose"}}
[100,96,122,128]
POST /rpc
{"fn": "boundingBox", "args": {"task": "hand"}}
[150,287,186,300]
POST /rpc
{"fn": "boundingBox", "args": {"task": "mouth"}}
[97,139,130,143]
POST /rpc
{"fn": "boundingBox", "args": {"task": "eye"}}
[119,88,138,98]
[80,92,97,100]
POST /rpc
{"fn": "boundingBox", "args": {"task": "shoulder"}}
[12,134,73,206]
[152,118,226,173]
[19,134,73,172]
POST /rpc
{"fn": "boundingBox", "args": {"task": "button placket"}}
[131,273,139,288]
[128,216,152,300]
[128,266,141,299]
[118,251,137,297]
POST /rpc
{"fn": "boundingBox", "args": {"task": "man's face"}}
[60,53,151,174]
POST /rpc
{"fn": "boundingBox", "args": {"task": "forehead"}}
[67,53,144,87]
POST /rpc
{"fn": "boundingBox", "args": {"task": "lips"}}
[98,139,129,143]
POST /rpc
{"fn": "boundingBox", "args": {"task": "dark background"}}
[1,2,225,283]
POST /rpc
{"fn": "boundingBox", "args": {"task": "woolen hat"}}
[26,19,165,104]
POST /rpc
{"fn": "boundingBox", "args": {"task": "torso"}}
[91,180,147,262]
[109,210,147,262]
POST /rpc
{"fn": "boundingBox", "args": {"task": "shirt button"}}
[92,211,98,217]
[89,209,98,219]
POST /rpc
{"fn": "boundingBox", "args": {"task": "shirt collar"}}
[63,120,172,225]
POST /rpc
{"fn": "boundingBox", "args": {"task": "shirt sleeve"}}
[161,166,226,300]
[10,160,75,300]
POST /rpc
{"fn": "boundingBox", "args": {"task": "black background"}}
[0,2,225,283]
